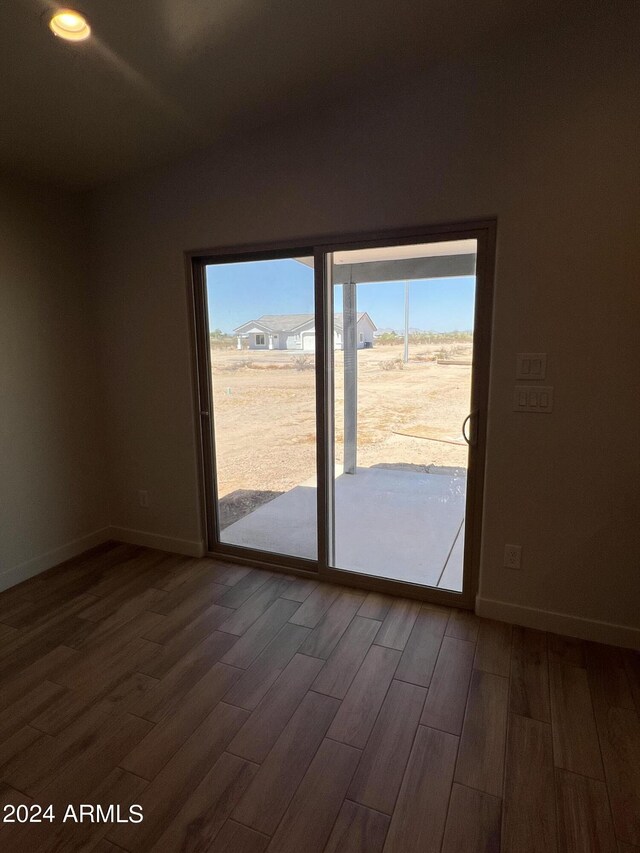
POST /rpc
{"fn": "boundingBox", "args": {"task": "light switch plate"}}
[513,385,554,413]
[516,353,547,380]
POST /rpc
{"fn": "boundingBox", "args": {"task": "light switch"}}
[516,353,547,380]
[513,385,554,413]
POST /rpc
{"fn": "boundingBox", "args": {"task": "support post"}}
[343,278,357,474]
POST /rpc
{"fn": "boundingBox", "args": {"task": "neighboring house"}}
[233,313,376,351]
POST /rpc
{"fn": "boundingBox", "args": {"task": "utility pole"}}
[403,280,410,364]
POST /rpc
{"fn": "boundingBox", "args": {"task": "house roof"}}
[234,313,375,334]
[334,313,376,332]
[251,314,315,332]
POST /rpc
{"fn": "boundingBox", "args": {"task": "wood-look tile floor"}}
[0,543,638,853]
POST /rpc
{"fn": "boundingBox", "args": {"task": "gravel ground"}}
[211,343,473,500]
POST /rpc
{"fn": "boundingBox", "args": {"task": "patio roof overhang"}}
[297,239,477,283]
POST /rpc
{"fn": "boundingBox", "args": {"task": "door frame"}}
[187,219,496,609]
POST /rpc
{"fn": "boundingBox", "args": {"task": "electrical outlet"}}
[516,353,547,380]
[138,490,149,508]
[503,544,522,569]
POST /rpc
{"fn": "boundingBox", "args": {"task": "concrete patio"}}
[221,466,466,591]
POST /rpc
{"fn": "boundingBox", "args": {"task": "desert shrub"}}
[434,343,473,362]
[294,355,314,371]
[210,331,236,349]
[376,330,473,347]
[408,331,473,345]
[376,332,401,345]
[381,357,404,371]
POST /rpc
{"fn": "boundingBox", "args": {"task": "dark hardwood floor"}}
[0,542,638,852]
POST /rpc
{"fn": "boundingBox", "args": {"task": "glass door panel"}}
[329,240,477,591]
[205,256,317,560]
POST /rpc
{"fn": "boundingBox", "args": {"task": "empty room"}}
[0,2,639,852]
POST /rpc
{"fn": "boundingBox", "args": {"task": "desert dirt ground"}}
[210,342,473,525]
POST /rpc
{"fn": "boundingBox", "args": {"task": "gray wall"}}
[89,20,640,637]
[0,176,108,588]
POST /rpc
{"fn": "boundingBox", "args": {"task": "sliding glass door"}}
[328,241,477,592]
[193,225,493,604]
[205,255,317,561]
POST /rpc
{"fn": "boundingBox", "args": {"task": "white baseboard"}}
[476,595,640,650]
[0,528,112,594]
[108,526,205,558]
[0,526,205,594]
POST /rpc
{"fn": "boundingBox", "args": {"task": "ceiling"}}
[0,0,624,188]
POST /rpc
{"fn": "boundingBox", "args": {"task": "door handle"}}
[462,411,478,446]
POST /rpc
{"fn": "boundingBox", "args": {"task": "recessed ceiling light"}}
[49,9,91,42]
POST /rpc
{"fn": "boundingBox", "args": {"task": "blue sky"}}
[206,258,475,333]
